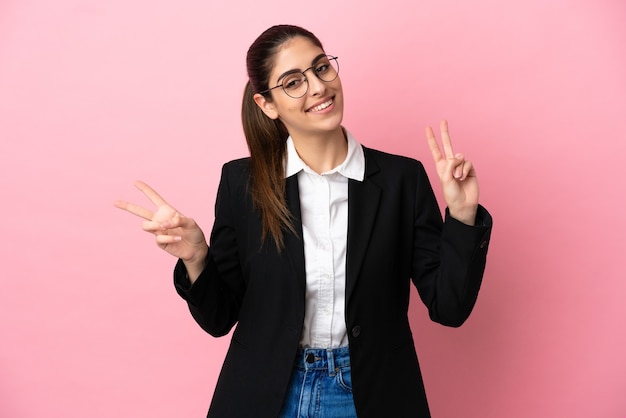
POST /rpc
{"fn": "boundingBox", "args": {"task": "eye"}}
[315,63,330,74]
[283,74,305,90]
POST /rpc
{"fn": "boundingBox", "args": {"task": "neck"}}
[290,127,348,174]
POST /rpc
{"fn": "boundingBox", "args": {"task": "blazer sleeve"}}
[173,162,247,337]
[412,162,493,327]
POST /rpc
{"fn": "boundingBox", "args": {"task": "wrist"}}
[182,244,209,283]
[448,206,477,226]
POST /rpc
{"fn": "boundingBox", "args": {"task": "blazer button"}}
[480,240,488,249]
[351,326,361,338]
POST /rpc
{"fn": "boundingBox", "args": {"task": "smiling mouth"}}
[307,97,334,113]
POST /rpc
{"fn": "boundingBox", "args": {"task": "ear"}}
[253,93,279,120]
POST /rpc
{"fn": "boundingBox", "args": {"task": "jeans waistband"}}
[294,346,351,371]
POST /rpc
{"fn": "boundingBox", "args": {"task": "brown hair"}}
[242,25,324,250]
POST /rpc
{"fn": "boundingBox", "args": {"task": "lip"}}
[305,96,335,113]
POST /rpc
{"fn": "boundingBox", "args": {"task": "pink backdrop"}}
[1,0,625,417]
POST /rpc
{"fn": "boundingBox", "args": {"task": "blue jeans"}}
[278,346,358,418]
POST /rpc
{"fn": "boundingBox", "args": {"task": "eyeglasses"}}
[259,55,339,99]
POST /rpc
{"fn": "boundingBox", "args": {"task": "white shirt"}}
[285,131,365,348]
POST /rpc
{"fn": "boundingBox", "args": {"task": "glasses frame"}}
[258,55,339,99]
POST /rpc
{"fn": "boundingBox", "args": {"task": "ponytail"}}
[242,25,324,250]
[241,81,294,250]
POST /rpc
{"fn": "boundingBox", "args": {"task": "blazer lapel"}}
[346,148,381,303]
[284,174,307,300]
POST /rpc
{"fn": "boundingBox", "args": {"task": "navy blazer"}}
[175,146,492,418]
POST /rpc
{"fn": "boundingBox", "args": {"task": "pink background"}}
[1,0,625,417]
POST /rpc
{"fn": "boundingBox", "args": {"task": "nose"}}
[304,68,326,97]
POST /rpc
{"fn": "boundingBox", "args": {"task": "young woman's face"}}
[255,36,344,139]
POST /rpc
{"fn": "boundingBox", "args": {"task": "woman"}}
[116,24,492,418]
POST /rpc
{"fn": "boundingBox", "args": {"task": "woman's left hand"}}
[426,120,479,225]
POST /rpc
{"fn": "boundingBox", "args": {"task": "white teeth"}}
[309,98,333,112]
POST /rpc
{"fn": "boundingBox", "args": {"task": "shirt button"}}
[351,326,361,338]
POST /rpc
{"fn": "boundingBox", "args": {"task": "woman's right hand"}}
[114,181,208,280]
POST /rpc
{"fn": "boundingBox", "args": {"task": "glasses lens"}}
[315,56,339,82]
[280,56,340,98]
[282,73,308,98]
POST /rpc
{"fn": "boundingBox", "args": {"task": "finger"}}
[155,234,182,245]
[114,199,155,221]
[454,163,463,179]
[443,155,464,181]
[425,126,443,163]
[460,160,474,181]
[142,220,167,233]
[440,120,455,159]
[134,180,169,207]
[142,212,185,232]
[453,153,464,179]
[445,157,463,180]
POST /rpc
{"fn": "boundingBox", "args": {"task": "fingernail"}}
[162,220,172,228]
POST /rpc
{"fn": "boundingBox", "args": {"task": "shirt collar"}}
[285,130,365,181]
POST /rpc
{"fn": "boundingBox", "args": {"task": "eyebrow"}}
[275,53,328,83]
